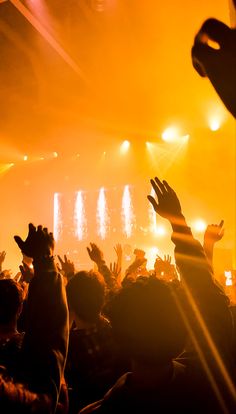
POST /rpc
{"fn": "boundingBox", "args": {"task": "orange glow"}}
[0,1,234,280]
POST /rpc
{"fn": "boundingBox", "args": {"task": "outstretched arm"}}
[203,220,224,266]
[0,251,6,273]
[148,177,213,289]
[14,224,69,413]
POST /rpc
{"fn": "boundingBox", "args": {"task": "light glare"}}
[162,127,179,143]
[224,271,233,286]
[193,219,207,233]
[154,225,166,236]
[120,140,130,153]
[209,117,221,131]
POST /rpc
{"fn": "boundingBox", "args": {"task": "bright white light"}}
[209,117,221,131]
[23,155,28,161]
[146,246,159,268]
[122,185,135,238]
[193,219,207,233]
[53,152,58,158]
[120,140,130,153]
[53,193,63,241]
[154,225,166,237]
[224,271,233,286]
[162,127,179,143]
[74,191,87,240]
[97,187,109,240]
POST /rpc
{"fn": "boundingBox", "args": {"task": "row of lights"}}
[19,118,223,162]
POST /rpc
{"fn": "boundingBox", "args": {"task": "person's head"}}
[109,276,186,366]
[66,270,106,324]
[0,279,23,327]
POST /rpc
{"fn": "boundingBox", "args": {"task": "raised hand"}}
[125,257,147,276]
[87,243,104,264]
[203,220,225,266]
[192,18,236,118]
[19,261,34,283]
[57,254,75,280]
[109,261,121,281]
[0,251,6,265]
[154,254,172,273]
[0,269,12,279]
[14,223,54,260]
[114,243,122,260]
[204,220,224,244]
[154,254,177,281]
[148,178,182,222]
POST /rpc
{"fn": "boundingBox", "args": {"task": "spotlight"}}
[209,117,221,131]
[120,140,130,153]
[162,127,179,143]
[193,219,207,233]
[23,155,28,161]
[224,271,233,286]
[53,152,58,158]
[154,226,166,236]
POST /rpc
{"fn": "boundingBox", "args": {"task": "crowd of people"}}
[0,5,236,414]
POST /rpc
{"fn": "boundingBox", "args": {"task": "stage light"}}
[23,155,28,161]
[53,152,58,158]
[54,193,62,242]
[122,185,134,237]
[74,191,87,240]
[193,219,207,233]
[224,271,233,286]
[162,127,179,143]
[97,187,109,239]
[209,117,221,131]
[154,225,166,237]
[120,140,130,153]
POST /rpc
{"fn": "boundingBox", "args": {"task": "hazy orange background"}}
[0,0,235,273]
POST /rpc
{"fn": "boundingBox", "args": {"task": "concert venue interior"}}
[0,0,235,285]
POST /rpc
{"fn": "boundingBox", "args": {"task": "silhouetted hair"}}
[0,279,23,325]
[109,276,186,365]
[66,271,106,323]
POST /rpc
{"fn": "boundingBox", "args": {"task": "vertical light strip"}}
[97,187,109,239]
[74,191,87,240]
[122,185,134,238]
